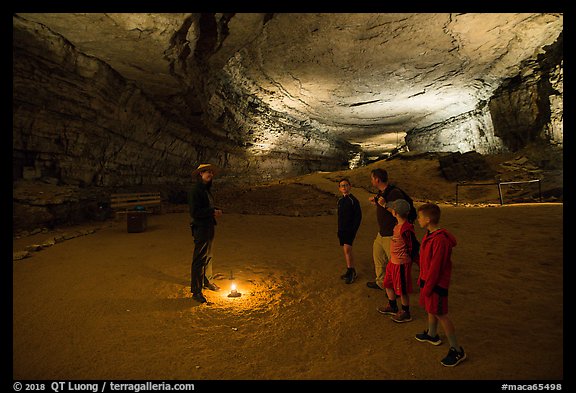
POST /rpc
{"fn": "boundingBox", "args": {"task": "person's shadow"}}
[137,264,188,286]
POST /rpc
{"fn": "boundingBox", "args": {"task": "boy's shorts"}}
[382,262,412,296]
[422,287,449,315]
[338,230,357,246]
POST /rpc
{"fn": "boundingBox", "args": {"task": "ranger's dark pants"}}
[191,224,215,295]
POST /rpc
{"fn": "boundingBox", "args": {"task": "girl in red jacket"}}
[415,203,467,367]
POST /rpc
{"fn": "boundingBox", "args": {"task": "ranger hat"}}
[192,163,220,176]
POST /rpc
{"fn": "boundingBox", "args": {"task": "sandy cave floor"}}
[12,165,564,381]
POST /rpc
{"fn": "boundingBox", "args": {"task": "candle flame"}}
[231,283,236,291]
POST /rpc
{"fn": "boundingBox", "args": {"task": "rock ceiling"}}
[15,12,563,155]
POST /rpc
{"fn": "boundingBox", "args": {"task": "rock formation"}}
[12,13,563,230]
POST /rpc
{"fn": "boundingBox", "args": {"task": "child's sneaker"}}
[377,304,398,315]
[415,330,442,345]
[441,346,467,367]
[344,269,357,284]
[391,310,412,323]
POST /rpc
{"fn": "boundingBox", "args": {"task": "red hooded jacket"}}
[418,228,457,297]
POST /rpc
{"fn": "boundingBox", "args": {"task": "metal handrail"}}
[456,179,542,205]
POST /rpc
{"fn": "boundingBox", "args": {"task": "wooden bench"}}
[110,192,163,220]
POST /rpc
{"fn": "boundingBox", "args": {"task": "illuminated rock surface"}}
[12,13,563,228]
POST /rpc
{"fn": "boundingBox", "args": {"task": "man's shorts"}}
[382,262,412,296]
[338,230,357,246]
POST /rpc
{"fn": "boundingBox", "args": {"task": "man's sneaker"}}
[391,310,412,323]
[366,281,383,290]
[441,346,467,367]
[203,282,220,291]
[415,330,442,345]
[344,269,357,284]
[377,304,398,315]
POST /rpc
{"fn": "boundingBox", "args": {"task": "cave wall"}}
[405,105,505,154]
[489,35,563,150]
[11,16,354,231]
[547,61,563,145]
[12,14,563,231]
[406,32,563,154]
[13,17,228,188]
[13,17,352,191]
[204,64,356,182]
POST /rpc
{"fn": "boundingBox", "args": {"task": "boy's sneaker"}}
[415,330,442,345]
[441,346,467,367]
[344,269,357,284]
[377,304,398,315]
[391,310,412,323]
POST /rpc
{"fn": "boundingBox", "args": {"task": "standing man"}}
[189,163,223,304]
[367,168,404,290]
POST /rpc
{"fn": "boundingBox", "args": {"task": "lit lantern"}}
[227,283,241,298]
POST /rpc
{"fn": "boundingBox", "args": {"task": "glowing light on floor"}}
[227,283,242,298]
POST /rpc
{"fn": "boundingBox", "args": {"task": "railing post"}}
[538,179,542,202]
[456,183,459,206]
[497,182,504,205]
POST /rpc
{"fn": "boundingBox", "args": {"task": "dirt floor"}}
[12,152,564,382]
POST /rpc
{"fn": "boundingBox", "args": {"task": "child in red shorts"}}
[415,203,466,367]
[376,199,416,323]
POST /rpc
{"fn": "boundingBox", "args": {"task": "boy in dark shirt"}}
[337,178,362,284]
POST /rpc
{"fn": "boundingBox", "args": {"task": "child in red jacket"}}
[415,203,466,367]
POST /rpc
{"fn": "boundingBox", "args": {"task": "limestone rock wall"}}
[13,17,224,188]
[406,32,563,154]
[13,16,351,191]
[12,14,563,231]
[12,16,355,230]
[205,68,356,182]
[405,105,505,154]
[547,61,563,145]
[489,34,563,150]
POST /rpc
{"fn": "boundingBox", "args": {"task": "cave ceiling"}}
[15,12,563,156]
